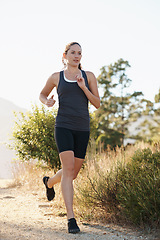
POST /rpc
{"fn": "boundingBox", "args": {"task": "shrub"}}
[75,148,123,222]
[11,104,60,170]
[117,148,160,225]
[75,145,160,227]
[11,104,98,170]
[78,163,119,211]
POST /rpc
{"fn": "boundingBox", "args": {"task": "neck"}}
[66,65,80,73]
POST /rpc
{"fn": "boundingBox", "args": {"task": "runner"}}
[39,42,100,233]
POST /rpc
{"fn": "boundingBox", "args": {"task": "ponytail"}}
[78,63,82,70]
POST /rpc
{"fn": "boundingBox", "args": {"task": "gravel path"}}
[0,180,159,240]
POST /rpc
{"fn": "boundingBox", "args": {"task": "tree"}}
[141,90,160,142]
[11,104,60,170]
[126,91,160,143]
[96,59,143,149]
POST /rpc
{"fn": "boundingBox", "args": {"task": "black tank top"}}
[55,70,90,131]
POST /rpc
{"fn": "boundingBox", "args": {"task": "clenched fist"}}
[45,95,56,107]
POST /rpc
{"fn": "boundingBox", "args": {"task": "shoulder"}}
[84,71,97,84]
[47,72,60,87]
[50,72,60,81]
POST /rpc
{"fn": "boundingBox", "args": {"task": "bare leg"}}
[60,151,75,219]
[73,157,84,179]
[47,157,84,188]
[44,152,84,232]
[47,169,62,188]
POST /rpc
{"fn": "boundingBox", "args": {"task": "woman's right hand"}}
[45,95,56,107]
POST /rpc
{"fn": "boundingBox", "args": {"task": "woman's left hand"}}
[75,74,86,90]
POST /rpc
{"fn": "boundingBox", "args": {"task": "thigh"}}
[60,151,75,175]
[73,131,90,159]
[73,157,84,179]
[54,127,74,154]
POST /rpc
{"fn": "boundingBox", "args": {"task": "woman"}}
[39,42,100,234]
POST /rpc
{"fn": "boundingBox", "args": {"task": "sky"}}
[0,0,160,110]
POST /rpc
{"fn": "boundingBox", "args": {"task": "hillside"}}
[0,97,26,178]
[0,97,26,142]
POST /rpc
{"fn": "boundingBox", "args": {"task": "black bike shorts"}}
[54,127,90,159]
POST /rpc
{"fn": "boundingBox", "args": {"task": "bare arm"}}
[39,72,59,107]
[76,71,100,109]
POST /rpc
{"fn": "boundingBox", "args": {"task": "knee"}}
[63,166,74,178]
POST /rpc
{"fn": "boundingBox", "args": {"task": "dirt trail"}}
[0,180,159,240]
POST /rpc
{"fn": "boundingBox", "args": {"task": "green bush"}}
[11,104,60,169]
[75,155,121,222]
[76,146,160,227]
[11,105,98,170]
[117,148,160,225]
[78,165,119,212]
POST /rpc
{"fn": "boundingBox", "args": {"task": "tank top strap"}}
[57,71,64,93]
[81,70,89,89]
[60,71,63,80]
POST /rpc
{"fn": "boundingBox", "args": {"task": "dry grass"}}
[74,141,159,223]
[9,159,66,217]
[9,141,159,223]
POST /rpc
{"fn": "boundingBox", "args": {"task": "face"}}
[63,44,82,68]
